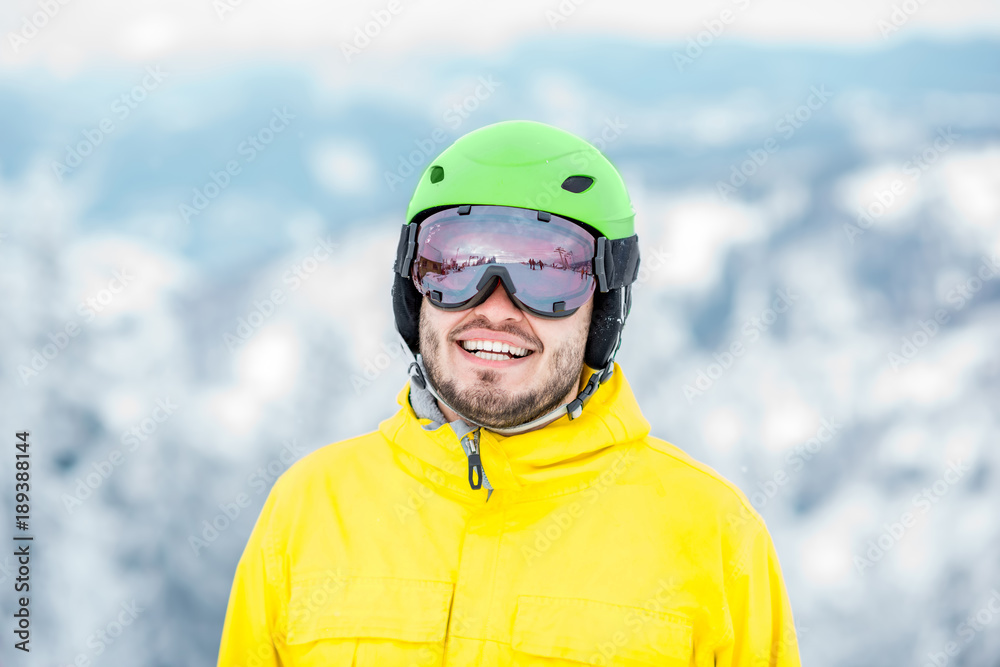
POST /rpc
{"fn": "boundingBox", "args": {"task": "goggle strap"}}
[615,235,642,288]
[394,223,418,278]
[594,237,609,292]
[595,235,641,292]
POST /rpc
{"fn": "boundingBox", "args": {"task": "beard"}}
[418,308,589,430]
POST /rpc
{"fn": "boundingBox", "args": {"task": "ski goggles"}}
[394,205,639,318]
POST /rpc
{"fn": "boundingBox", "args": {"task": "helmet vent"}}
[561,175,593,193]
[429,165,444,183]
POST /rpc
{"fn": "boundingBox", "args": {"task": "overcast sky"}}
[2,0,999,72]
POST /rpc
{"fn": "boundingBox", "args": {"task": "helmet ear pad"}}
[584,286,630,370]
[392,273,423,357]
[393,270,630,371]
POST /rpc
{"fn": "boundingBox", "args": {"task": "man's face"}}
[419,281,593,429]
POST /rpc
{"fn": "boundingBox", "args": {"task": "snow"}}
[0,36,998,666]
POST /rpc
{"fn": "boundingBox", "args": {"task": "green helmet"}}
[405,120,636,240]
[392,120,640,409]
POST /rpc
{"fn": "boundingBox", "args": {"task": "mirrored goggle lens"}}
[412,206,596,315]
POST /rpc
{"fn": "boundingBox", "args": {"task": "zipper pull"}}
[464,430,484,490]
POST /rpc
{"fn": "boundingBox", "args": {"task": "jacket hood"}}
[378,362,651,498]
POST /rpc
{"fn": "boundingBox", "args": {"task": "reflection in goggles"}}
[419,253,592,279]
[412,206,597,315]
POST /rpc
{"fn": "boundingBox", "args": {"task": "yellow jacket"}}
[218,363,800,666]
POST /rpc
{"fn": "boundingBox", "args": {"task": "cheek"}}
[533,314,590,353]
[419,306,464,348]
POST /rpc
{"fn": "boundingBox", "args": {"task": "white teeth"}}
[460,339,532,360]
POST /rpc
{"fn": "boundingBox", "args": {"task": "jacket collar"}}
[378,362,650,499]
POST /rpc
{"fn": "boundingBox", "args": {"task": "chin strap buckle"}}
[566,362,614,420]
[408,361,426,389]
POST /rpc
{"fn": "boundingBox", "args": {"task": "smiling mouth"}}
[458,339,534,362]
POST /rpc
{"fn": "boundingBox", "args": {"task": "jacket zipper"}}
[461,428,492,501]
[464,429,484,490]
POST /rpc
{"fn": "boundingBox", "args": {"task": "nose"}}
[472,278,524,320]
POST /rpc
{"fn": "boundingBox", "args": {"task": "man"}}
[218,120,801,666]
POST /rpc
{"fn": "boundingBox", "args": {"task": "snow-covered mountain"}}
[1,36,998,666]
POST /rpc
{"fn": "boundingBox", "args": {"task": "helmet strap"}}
[406,353,614,437]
